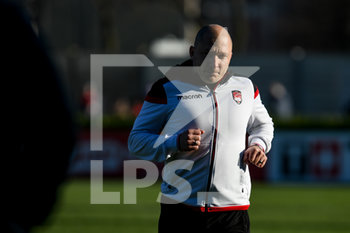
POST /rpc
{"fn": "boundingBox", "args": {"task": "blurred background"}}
[21,0,350,118]
[3,0,350,232]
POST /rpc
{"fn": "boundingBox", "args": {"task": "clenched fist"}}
[178,129,205,151]
[243,145,267,168]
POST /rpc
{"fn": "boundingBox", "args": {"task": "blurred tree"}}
[272,0,350,52]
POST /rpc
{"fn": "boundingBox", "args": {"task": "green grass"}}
[250,183,350,233]
[33,180,350,233]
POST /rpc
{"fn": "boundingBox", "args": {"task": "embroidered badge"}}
[232,90,242,104]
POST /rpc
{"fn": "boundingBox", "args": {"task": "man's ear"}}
[189,46,195,57]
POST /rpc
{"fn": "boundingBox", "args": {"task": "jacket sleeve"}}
[128,80,178,162]
[247,85,274,153]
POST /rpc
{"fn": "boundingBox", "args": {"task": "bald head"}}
[194,24,233,49]
[190,24,233,84]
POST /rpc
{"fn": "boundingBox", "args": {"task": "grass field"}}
[33,179,350,233]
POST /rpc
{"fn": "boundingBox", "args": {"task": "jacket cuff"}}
[249,138,266,152]
[164,134,179,155]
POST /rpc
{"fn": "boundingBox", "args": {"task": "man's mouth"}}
[203,70,219,76]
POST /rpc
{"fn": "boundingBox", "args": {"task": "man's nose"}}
[214,55,220,68]
[205,54,220,68]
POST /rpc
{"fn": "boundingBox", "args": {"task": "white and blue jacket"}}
[128,60,274,212]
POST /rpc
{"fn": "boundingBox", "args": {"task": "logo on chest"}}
[232,90,242,104]
[177,94,202,100]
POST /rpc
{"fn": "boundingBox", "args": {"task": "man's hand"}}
[243,145,267,168]
[178,129,205,151]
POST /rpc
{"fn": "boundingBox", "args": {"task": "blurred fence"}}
[68,129,350,182]
[268,130,350,182]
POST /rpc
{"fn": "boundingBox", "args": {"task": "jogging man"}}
[128,24,274,233]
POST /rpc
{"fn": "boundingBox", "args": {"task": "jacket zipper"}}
[204,85,220,212]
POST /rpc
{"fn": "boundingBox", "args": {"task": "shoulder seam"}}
[145,77,169,104]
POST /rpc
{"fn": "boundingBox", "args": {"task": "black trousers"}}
[158,204,250,233]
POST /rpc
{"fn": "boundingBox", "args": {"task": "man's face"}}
[191,31,232,84]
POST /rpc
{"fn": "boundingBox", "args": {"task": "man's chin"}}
[200,75,221,84]
[196,69,222,84]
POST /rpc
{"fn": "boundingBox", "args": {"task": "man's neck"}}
[207,82,217,90]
